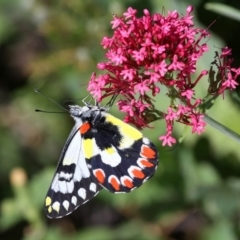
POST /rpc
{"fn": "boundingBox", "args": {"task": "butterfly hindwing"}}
[44,124,102,219]
[81,112,159,193]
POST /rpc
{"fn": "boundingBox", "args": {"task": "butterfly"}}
[44,102,159,218]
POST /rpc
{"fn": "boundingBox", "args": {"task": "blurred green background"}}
[0,0,240,239]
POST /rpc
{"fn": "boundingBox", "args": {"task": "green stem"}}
[204,114,240,143]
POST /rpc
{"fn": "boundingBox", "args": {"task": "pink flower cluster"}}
[88,6,239,146]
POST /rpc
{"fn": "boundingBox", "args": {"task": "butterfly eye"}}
[69,106,84,116]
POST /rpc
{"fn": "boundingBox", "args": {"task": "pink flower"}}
[87,6,239,146]
[159,134,176,147]
[123,7,137,19]
[181,89,194,100]
[190,114,206,135]
[168,55,185,71]
[177,105,191,115]
[134,81,150,95]
[132,48,146,63]
[120,69,136,81]
[222,72,238,89]
[166,107,178,121]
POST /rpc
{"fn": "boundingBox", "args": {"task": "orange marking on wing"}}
[80,122,91,134]
[140,159,154,167]
[123,178,133,188]
[94,169,105,184]
[132,169,145,179]
[141,145,156,159]
[110,177,120,191]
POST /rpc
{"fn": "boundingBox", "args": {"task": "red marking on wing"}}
[123,178,133,188]
[80,122,91,134]
[109,176,120,191]
[140,159,154,168]
[94,169,105,184]
[140,145,156,159]
[132,168,145,179]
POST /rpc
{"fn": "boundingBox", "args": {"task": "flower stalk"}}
[203,114,240,143]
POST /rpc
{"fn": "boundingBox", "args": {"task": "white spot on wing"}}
[52,201,60,213]
[51,171,74,194]
[71,196,77,205]
[100,146,121,167]
[89,182,97,192]
[143,176,150,183]
[73,164,82,182]
[59,171,73,180]
[58,181,67,194]
[78,188,86,199]
[87,164,92,169]
[142,137,150,145]
[63,200,70,211]
[114,191,125,194]
[66,181,74,193]
[130,187,137,191]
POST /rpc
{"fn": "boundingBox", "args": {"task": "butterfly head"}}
[69,105,90,118]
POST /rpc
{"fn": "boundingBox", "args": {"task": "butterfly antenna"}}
[82,94,90,105]
[94,98,100,107]
[87,97,93,105]
[35,109,68,114]
[34,89,68,111]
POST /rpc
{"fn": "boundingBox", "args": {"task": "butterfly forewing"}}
[44,126,102,218]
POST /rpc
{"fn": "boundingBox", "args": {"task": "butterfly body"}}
[45,104,159,218]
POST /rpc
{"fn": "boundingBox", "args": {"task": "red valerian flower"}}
[88,6,239,146]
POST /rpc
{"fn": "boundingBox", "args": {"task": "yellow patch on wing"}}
[106,147,115,154]
[83,138,95,159]
[45,196,52,206]
[48,206,52,213]
[106,114,143,149]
